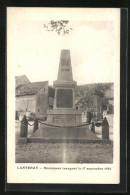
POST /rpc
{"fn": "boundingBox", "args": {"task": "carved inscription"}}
[61,68,70,71]
[53,115,76,123]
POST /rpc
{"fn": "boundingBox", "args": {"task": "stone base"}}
[47,109,82,124]
[30,125,100,140]
[27,138,112,144]
[18,138,27,144]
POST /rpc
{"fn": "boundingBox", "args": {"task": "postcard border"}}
[0,0,127,193]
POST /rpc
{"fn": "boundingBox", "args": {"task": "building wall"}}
[16,95,36,113]
[36,84,48,119]
[78,95,103,121]
[15,82,54,120]
[88,96,103,120]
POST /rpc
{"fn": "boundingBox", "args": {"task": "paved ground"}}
[15,120,113,163]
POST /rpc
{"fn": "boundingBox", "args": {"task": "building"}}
[76,93,103,122]
[104,83,114,114]
[75,83,114,122]
[15,80,54,120]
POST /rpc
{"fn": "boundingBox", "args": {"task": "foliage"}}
[48,86,55,97]
[75,83,113,105]
[43,20,72,35]
[75,83,113,97]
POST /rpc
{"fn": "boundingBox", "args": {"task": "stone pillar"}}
[20,115,28,138]
[33,118,39,132]
[102,117,109,140]
[18,115,28,144]
[91,122,95,134]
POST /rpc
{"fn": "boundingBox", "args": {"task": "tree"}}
[75,83,113,105]
[43,20,72,35]
[48,87,55,97]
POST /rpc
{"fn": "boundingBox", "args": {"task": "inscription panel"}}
[53,114,76,123]
[56,89,73,108]
[61,68,70,71]
[66,115,75,123]
[54,115,64,123]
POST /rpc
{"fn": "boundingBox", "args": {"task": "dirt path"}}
[16,142,113,163]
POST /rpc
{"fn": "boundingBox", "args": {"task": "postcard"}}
[7,7,120,184]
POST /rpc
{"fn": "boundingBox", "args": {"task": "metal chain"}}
[17,116,35,126]
[17,116,102,128]
[27,122,35,126]
[38,120,90,128]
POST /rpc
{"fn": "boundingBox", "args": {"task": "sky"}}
[7,8,120,85]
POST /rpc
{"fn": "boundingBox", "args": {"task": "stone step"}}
[30,126,101,140]
[27,138,112,144]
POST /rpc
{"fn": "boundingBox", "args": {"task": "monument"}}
[30,50,101,142]
[47,49,82,125]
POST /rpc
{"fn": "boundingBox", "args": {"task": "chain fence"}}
[27,122,35,126]
[18,115,103,128]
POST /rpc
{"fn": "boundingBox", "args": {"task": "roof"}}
[15,75,29,79]
[15,75,30,88]
[16,81,48,96]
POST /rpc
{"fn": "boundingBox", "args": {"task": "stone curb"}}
[18,138,27,144]
[27,138,112,144]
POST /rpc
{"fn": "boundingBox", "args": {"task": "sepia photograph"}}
[7,8,120,184]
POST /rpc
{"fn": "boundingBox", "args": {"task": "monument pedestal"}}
[30,125,101,142]
[47,109,82,125]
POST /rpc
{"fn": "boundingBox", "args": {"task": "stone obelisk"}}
[31,50,101,141]
[47,49,82,125]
